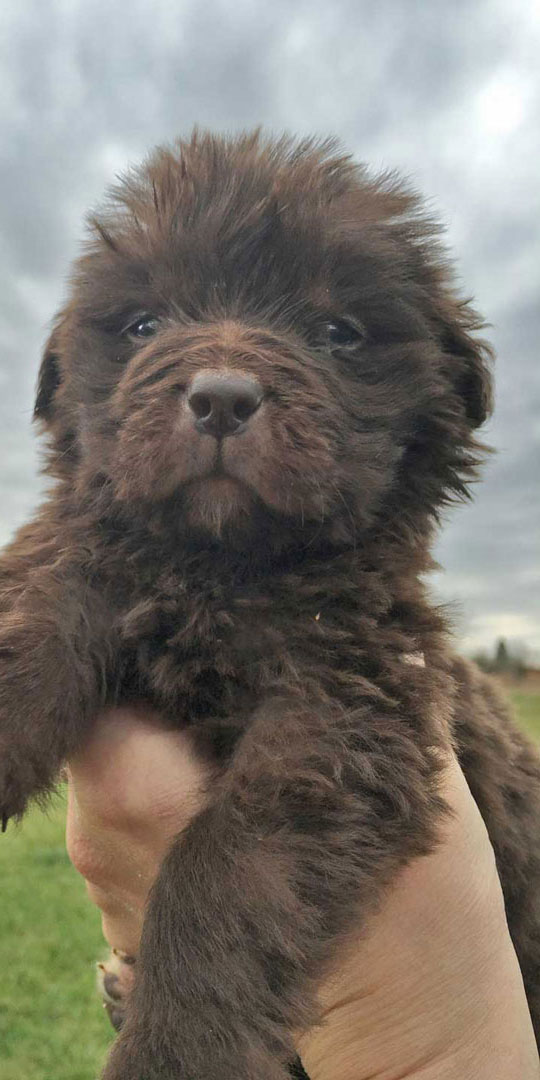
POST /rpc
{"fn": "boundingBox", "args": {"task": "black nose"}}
[187,372,263,438]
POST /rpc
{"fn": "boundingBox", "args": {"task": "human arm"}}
[67,709,540,1080]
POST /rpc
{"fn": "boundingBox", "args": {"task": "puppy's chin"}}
[183,476,256,538]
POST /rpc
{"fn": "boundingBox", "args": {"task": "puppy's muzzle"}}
[188,371,263,438]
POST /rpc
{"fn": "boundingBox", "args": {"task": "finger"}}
[67,707,213,837]
[65,709,214,952]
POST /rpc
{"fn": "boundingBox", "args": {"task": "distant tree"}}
[473,639,526,679]
[494,638,511,672]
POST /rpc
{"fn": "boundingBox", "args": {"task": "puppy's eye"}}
[324,319,366,349]
[123,314,160,339]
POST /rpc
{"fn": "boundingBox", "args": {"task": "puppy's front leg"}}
[0,551,108,824]
[102,695,446,1080]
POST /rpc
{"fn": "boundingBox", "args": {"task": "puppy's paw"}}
[97,949,136,1032]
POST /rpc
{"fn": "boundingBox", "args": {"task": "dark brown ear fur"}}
[383,204,494,432]
[34,327,63,422]
[439,306,494,429]
[422,250,494,432]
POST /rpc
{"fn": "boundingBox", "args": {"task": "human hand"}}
[296,757,539,1079]
[66,709,539,1080]
[66,706,214,959]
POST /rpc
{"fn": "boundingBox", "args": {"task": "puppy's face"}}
[36,133,492,545]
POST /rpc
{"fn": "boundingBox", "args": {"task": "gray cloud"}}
[1,0,539,657]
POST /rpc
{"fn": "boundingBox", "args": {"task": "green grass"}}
[1,690,539,1079]
[0,790,112,1080]
[509,690,540,741]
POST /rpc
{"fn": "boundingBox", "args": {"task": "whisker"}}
[301,479,327,549]
[329,481,358,552]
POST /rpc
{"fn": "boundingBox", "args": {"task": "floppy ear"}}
[34,327,63,422]
[388,215,494,430]
[439,314,494,429]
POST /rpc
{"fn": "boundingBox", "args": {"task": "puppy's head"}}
[35,131,492,547]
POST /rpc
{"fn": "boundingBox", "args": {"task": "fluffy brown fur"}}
[1,130,539,1079]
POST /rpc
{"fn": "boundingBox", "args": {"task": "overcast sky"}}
[1,0,539,658]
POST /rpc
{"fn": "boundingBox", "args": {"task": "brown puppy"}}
[1,131,539,1080]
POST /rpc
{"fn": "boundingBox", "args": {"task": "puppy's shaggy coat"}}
[1,131,539,1079]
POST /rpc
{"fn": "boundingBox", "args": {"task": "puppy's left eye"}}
[324,319,366,349]
[123,314,160,339]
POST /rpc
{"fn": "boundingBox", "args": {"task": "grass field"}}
[0,792,112,1080]
[1,689,539,1080]
[509,689,540,741]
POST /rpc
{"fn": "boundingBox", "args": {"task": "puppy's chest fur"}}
[102,541,428,751]
[115,569,277,725]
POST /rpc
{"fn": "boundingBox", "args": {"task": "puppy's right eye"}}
[324,319,366,349]
[123,315,160,339]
